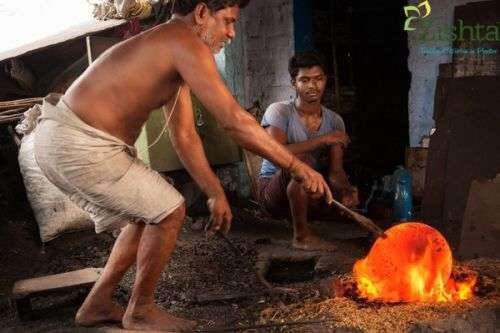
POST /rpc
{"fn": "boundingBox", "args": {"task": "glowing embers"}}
[353,222,476,303]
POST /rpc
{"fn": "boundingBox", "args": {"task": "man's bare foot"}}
[75,300,125,327]
[123,303,196,332]
[293,234,337,251]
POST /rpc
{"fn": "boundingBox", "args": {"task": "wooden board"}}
[423,76,500,249]
[241,103,264,199]
[424,2,500,246]
[241,149,262,200]
[12,267,102,298]
[439,77,500,248]
[458,175,500,260]
[421,71,452,234]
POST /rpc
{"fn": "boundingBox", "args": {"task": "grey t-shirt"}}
[260,100,345,178]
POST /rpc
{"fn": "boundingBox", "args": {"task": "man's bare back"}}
[64,12,334,228]
[65,21,192,145]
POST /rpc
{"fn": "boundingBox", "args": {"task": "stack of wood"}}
[0,97,42,125]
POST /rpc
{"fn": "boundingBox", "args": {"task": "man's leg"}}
[287,179,337,251]
[76,223,144,326]
[122,203,195,332]
[287,178,310,242]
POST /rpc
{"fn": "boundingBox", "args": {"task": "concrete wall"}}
[220,0,296,198]
[240,0,295,109]
[224,19,246,104]
[407,0,485,147]
[228,0,490,148]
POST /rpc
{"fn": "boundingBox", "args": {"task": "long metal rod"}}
[329,198,387,238]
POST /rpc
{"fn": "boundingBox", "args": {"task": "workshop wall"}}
[220,0,296,199]
[239,0,295,109]
[232,0,492,150]
[407,0,486,147]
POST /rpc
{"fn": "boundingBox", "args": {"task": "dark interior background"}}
[295,0,411,187]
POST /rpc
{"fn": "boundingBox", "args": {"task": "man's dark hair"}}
[171,0,250,15]
[288,52,327,80]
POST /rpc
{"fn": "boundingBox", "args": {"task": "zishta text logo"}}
[404,0,432,31]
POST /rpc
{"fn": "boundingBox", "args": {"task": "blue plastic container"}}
[392,166,413,221]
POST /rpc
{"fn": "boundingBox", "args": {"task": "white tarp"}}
[0,0,125,62]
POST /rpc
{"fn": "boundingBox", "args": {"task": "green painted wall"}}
[135,95,241,172]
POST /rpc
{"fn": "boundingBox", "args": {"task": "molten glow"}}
[353,222,476,303]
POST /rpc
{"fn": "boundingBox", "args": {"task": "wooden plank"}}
[12,267,103,297]
[241,149,262,200]
[241,103,264,200]
[425,0,500,241]
[422,77,451,232]
[458,175,500,260]
[424,77,500,248]
[439,77,500,248]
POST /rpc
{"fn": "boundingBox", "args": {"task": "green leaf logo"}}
[419,0,432,18]
[404,0,432,31]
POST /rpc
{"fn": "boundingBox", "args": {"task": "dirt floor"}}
[0,130,499,333]
[261,257,500,332]
[1,198,499,333]
[0,196,371,332]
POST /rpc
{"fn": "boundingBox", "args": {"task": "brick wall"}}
[241,0,295,109]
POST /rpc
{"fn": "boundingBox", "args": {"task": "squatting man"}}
[33,0,336,331]
[257,52,359,251]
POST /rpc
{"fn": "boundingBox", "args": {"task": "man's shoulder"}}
[150,20,209,56]
[321,105,343,121]
[265,100,294,114]
[262,100,294,127]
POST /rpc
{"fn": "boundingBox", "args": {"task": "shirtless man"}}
[34,1,333,331]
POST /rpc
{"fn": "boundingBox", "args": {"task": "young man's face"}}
[198,6,240,54]
[292,66,327,103]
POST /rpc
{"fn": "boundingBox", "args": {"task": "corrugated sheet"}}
[0,19,125,62]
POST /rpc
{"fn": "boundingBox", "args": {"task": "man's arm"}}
[170,34,294,169]
[167,85,232,233]
[328,144,359,208]
[329,144,345,175]
[266,126,349,156]
[169,28,333,203]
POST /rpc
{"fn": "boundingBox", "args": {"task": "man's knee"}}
[168,202,186,223]
[171,202,186,220]
[157,202,186,230]
[287,179,305,199]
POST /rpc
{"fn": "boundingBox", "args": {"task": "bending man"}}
[34,1,332,331]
